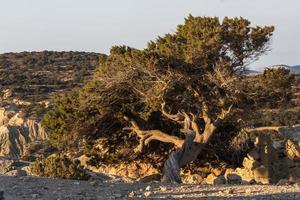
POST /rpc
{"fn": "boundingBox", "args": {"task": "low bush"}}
[30,153,90,180]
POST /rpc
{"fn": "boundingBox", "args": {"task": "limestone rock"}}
[243,157,259,170]
[224,168,235,177]
[204,174,226,185]
[0,157,14,174]
[139,173,161,183]
[0,106,47,158]
[211,167,223,176]
[223,188,234,194]
[5,169,27,177]
[289,167,300,179]
[247,150,260,161]
[253,165,270,184]
[235,168,254,183]
[286,140,300,161]
[79,158,159,181]
[276,178,293,185]
[225,173,242,184]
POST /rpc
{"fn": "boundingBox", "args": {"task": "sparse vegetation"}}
[0,51,105,118]
[30,153,90,180]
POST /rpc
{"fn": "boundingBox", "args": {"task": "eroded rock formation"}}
[0,104,47,158]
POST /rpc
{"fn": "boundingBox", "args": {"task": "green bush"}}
[30,154,90,180]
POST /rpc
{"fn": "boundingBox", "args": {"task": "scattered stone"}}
[89,180,98,187]
[211,168,223,176]
[205,174,226,185]
[286,140,300,161]
[5,169,27,177]
[113,193,122,198]
[32,194,39,199]
[144,191,152,198]
[243,157,259,170]
[139,173,161,183]
[223,188,234,194]
[289,167,300,179]
[0,158,14,174]
[235,168,255,183]
[226,173,242,184]
[294,182,300,188]
[183,173,203,184]
[90,162,159,181]
[19,176,31,182]
[145,185,151,191]
[245,188,252,194]
[128,191,135,197]
[277,179,292,185]
[253,165,270,184]
[159,186,167,192]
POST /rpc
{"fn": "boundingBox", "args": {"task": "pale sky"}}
[0,0,299,70]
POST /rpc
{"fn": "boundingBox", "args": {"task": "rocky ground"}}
[0,175,300,200]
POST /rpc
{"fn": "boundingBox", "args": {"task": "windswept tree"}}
[43,16,274,183]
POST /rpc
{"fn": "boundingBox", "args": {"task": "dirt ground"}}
[0,176,300,200]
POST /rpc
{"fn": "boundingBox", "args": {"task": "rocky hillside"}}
[267,64,300,74]
[292,74,300,105]
[0,51,106,158]
[0,51,106,118]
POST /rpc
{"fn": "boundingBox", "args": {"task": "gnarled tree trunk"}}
[124,103,233,183]
[162,131,206,183]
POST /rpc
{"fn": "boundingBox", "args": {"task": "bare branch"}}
[161,102,185,123]
[219,104,233,120]
[244,126,281,132]
[201,102,211,124]
[190,113,202,142]
[124,117,184,152]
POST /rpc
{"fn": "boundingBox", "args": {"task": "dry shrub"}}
[30,153,90,180]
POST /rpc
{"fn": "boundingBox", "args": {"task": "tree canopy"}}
[42,16,275,181]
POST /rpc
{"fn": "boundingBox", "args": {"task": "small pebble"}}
[128,191,135,197]
[223,188,234,194]
[145,185,151,191]
[89,180,98,186]
[159,186,167,192]
[246,188,252,194]
[114,193,122,198]
[144,191,152,197]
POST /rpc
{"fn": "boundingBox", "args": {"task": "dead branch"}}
[244,126,281,132]
[213,104,233,126]
[124,117,184,152]
[161,102,185,123]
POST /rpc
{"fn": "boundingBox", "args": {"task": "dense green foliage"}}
[43,16,276,167]
[242,67,295,109]
[30,153,90,180]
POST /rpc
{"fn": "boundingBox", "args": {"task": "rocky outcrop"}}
[77,155,159,181]
[0,157,30,176]
[203,128,300,185]
[0,105,47,158]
